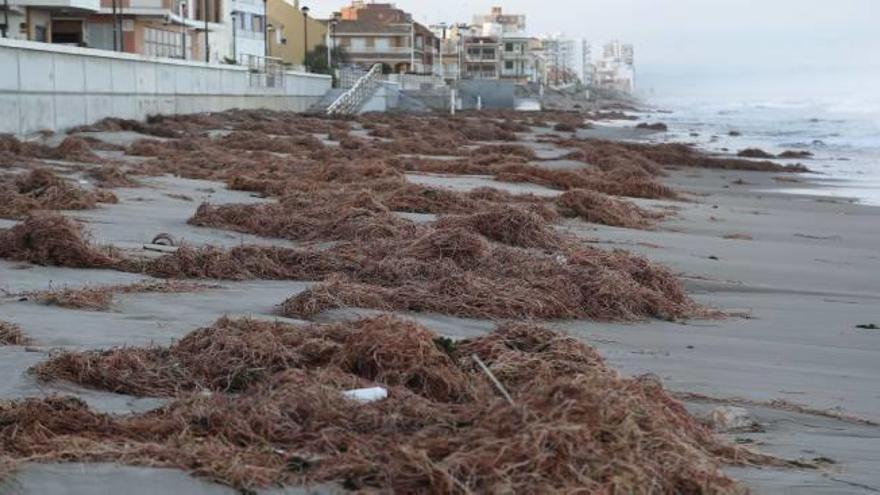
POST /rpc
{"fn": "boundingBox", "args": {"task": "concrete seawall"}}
[0,38,332,136]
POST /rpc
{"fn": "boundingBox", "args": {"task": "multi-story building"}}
[596,40,635,93]
[229,0,268,63]
[471,6,524,33]
[540,33,576,86]
[90,0,229,62]
[463,30,499,80]
[1,0,266,64]
[266,0,327,67]
[581,39,594,86]
[602,40,633,65]
[1,0,100,45]
[332,1,436,74]
[451,7,537,83]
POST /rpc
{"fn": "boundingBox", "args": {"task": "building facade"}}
[540,33,576,86]
[1,0,267,64]
[595,40,635,93]
[1,0,100,46]
[444,7,538,83]
[266,0,326,67]
[333,1,436,74]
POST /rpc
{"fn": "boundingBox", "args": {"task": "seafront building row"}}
[0,1,635,91]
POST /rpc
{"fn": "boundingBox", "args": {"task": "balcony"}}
[465,54,497,62]
[345,45,427,54]
[13,0,100,11]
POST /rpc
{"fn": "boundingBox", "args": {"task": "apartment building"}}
[1,0,267,64]
[596,40,635,93]
[541,33,576,86]
[1,0,100,45]
[581,39,594,86]
[452,7,538,83]
[333,1,436,74]
[266,0,327,67]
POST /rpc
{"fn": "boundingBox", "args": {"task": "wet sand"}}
[1,125,879,493]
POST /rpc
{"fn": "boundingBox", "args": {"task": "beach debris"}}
[556,189,661,228]
[729,130,742,136]
[636,122,668,131]
[856,324,879,330]
[0,321,30,346]
[794,233,842,241]
[723,233,753,241]
[737,148,775,159]
[151,233,178,246]
[143,243,179,253]
[553,122,577,132]
[0,214,117,268]
[709,406,762,433]
[778,150,813,159]
[21,281,218,311]
[20,315,779,492]
[773,176,801,183]
[472,353,515,407]
[342,387,388,403]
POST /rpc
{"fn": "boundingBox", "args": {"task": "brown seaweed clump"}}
[19,315,776,492]
[0,214,117,268]
[556,189,662,228]
[22,281,217,311]
[0,168,115,219]
[436,205,564,249]
[0,322,30,346]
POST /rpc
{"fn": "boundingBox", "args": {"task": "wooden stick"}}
[472,354,515,407]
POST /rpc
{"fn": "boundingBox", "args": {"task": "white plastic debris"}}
[709,406,759,432]
[343,387,388,403]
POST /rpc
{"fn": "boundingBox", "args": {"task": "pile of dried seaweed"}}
[16,315,776,492]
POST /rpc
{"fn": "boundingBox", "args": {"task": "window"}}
[252,15,263,33]
[350,37,366,50]
[505,42,513,52]
[505,60,514,70]
[34,26,48,42]
[374,37,390,50]
[144,27,186,58]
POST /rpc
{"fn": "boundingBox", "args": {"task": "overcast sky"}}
[311,0,880,99]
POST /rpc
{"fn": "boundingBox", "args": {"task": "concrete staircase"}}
[307,88,347,114]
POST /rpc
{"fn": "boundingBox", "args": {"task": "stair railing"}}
[326,64,383,116]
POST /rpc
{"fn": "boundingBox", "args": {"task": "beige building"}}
[333,1,436,74]
[266,0,326,67]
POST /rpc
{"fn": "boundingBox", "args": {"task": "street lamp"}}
[230,11,237,63]
[2,0,9,38]
[203,0,209,62]
[180,1,188,60]
[267,24,275,57]
[301,5,309,69]
[328,11,340,69]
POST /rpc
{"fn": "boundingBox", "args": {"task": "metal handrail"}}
[326,63,382,116]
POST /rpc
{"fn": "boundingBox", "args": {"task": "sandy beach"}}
[1,116,878,493]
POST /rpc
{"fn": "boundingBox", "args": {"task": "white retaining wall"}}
[0,38,332,136]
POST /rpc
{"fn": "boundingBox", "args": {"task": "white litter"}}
[342,387,388,403]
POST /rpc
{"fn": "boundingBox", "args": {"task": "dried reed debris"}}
[0,214,116,268]
[20,315,775,492]
[0,322,30,346]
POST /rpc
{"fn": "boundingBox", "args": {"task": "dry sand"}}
[1,123,878,493]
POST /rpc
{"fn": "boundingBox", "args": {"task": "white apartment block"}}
[595,40,635,93]
[541,33,576,86]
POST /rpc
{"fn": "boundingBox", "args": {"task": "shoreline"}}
[1,114,878,493]
[568,123,880,492]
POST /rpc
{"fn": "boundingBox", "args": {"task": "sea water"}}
[636,69,880,206]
